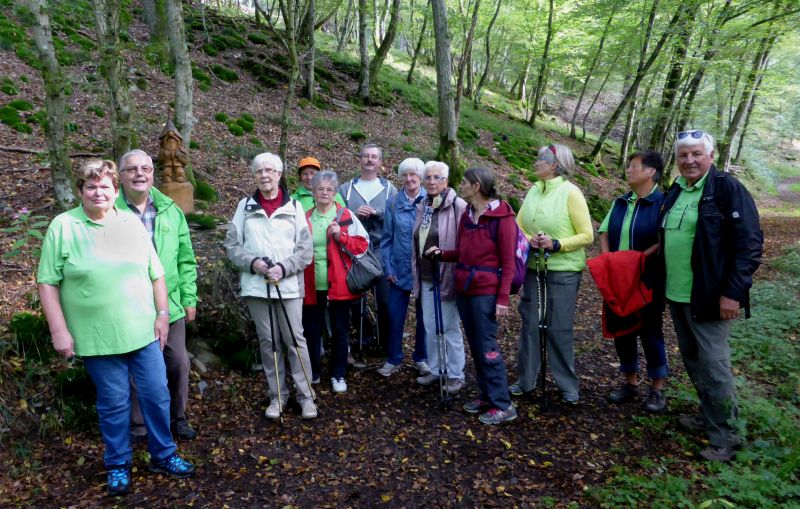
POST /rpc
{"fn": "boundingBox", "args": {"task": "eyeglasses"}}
[314,187,335,194]
[424,175,445,182]
[677,130,710,141]
[361,154,381,160]
[122,165,154,174]
[254,167,281,175]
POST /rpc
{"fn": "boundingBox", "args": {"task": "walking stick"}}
[265,274,283,423]
[432,256,451,410]
[535,244,550,408]
[262,257,316,401]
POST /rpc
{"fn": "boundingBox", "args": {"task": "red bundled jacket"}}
[587,250,653,338]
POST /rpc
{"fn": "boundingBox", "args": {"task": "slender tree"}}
[570,11,613,138]
[301,0,316,101]
[473,0,502,107]
[406,0,430,83]
[356,0,370,102]
[528,0,554,126]
[454,0,480,120]
[369,0,401,80]
[430,0,461,181]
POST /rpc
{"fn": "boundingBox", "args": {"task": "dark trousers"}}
[613,303,668,380]
[303,291,329,381]
[330,298,357,379]
[457,294,511,411]
[349,277,390,353]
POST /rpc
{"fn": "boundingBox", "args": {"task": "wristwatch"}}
[157,310,170,317]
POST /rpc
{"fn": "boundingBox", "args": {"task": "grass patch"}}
[211,64,239,83]
[192,65,212,91]
[586,194,611,222]
[86,105,105,118]
[311,116,359,134]
[0,104,31,133]
[214,112,229,122]
[1,75,18,95]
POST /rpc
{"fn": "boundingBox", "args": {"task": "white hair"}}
[538,144,576,177]
[398,157,425,178]
[675,130,715,155]
[119,149,153,171]
[251,152,283,174]
[311,170,338,190]
[423,160,449,180]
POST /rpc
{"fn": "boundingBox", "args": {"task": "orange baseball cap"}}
[298,156,321,171]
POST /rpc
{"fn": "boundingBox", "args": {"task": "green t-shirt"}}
[37,206,165,356]
[599,184,658,251]
[664,172,709,303]
[311,207,337,290]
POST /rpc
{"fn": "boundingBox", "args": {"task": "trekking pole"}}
[432,255,451,410]
[265,273,283,423]
[539,248,550,407]
[262,257,316,401]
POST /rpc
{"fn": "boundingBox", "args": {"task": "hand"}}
[387,274,397,284]
[496,304,508,317]
[424,246,442,259]
[266,265,283,282]
[51,330,75,358]
[356,205,375,219]
[719,296,740,320]
[185,306,196,322]
[253,258,270,275]
[155,315,170,351]
[327,221,341,240]
[537,233,554,251]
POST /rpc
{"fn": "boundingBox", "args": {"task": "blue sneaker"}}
[106,465,130,496]
[148,453,196,479]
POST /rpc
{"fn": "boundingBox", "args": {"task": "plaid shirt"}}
[125,194,158,242]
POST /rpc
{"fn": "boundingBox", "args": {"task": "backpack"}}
[487,219,530,294]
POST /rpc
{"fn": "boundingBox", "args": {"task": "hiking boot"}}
[416,361,432,375]
[299,398,318,419]
[331,377,348,393]
[377,362,401,377]
[479,405,518,425]
[173,420,197,441]
[700,445,735,462]
[643,388,667,413]
[106,465,130,496]
[148,453,196,478]
[463,399,489,414]
[679,414,707,432]
[607,383,639,404]
[509,382,525,397]
[445,378,464,394]
[416,373,439,386]
[265,399,283,420]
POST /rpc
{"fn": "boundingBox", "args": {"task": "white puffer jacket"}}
[224,188,313,299]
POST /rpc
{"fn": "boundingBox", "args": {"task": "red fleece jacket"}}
[442,200,517,307]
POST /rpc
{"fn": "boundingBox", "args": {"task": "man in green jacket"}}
[117,149,199,441]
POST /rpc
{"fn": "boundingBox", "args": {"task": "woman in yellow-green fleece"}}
[511,144,593,404]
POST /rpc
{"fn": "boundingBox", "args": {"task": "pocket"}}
[663,205,687,231]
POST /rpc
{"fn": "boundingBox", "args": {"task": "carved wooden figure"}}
[157,119,194,213]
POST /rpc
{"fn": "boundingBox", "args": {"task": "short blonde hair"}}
[251,152,283,174]
[538,144,576,177]
[76,159,119,191]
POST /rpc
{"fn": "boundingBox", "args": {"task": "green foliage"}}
[586,194,611,222]
[241,113,255,123]
[235,117,254,132]
[86,105,105,118]
[250,136,263,147]
[312,116,359,134]
[1,75,18,95]
[185,212,224,230]
[247,32,269,45]
[475,146,490,158]
[0,104,32,133]
[7,99,32,110]
[573,173,589,187]
[214,112,229,122]
[1,208,49,258]
[202,43,219,57]
[51,363,97,431]
[457,125,479,144]
[402,141,416,152]
[194,180,218,202]
[9,312,52,364]
[189,140,199,150]
[227,123,244,136]
[211,64,239,83]
[349,130,367,142]
[192,65,212,91]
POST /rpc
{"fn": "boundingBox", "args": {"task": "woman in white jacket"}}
[224,152,317,421]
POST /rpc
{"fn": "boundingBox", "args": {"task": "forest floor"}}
[2,6,800,508]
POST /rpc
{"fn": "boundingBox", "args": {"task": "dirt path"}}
[776,176,800,204]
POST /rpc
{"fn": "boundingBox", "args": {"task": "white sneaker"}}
[416,373,439,386]
[445,378,464,394]
[299,399,318,419]
[415,361,432,375]
[331,377,348,393]
[265,398,283,420]
[377,362,401,377]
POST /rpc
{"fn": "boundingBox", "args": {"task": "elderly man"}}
[116,149,198,441]
[660,130,762,462]
[338,143,398,355]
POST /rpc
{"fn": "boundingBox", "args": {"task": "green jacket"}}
[290,185,345,212]
[116,187,198,323]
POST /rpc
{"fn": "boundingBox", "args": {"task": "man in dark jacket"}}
[660,130,762,462]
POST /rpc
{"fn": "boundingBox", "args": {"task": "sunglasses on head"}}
[677,130,709,140]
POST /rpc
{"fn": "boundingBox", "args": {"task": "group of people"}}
[36,129,762,495]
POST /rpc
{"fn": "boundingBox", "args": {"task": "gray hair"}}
[119,149,153,171]
[311,170,338,191]
[423,160,449,180]
[398,157,425,178]
[251,152,283,174]
[675,130,715,155]
[538,144,576,177]
[360,143,383,160]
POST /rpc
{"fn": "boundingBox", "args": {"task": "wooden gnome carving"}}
[157,119,194,213]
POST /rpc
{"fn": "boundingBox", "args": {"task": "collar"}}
[123,190,155,212]
[676,170,709,191]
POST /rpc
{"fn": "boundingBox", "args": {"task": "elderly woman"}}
[224,152,317,421]
[37,160,195,497]
[377,158,428,377]
[302,171,370,393]
[290,155,346,211]
[598,151,667,412]
[513,144,593,404]
[427,168,518,424]
[413,161,468,393]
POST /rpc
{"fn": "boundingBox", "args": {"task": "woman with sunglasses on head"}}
[512,144,593,405]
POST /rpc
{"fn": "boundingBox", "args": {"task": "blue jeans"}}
[84,340,176,467]
[613,303,668,380]
[457,294,511,411]
[386,282,427,366]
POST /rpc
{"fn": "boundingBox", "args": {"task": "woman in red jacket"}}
[303,171,369,394]
[428,167,517,424]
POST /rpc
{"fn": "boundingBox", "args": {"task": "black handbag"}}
[337,241,383,294]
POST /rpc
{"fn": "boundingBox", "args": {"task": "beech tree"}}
[430,0,460,180]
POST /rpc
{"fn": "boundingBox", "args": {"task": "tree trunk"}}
[733,71,764,164]
[302,0,316,101]
[336,0,354,51]
[406,0,430,84]
[430,0,460,182]
[369,0,401,80]
[278,0,301,163]
[516,56,530,102]
[528,0,554,126]
[164,0,195,186]
[28,0,77,209]
[589,1,684,159]
[92,0,134,161]
[454,0,480,121]
[473,0,501,107]
[356,0,370,102]
[582,64,611,140]
[142,0,157,33]
[570,12,612,138]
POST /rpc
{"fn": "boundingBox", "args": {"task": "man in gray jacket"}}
[338,143,398,355]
